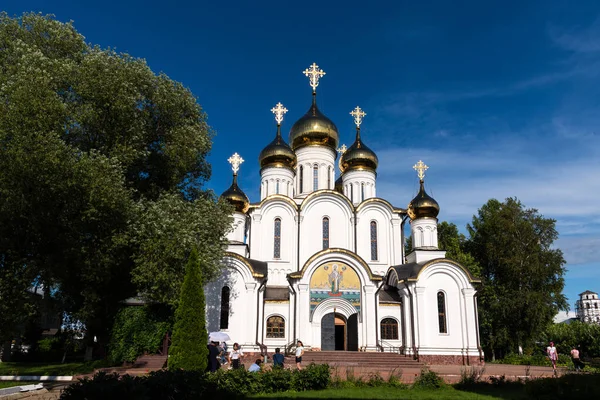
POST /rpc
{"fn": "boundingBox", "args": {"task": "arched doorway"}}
[321,312,358,351]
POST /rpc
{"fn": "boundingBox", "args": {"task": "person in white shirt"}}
[295,340,305,370]
[248,359,262,372]
[228,342,244,369]
[546,341,558,371]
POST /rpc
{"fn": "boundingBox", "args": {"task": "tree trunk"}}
[0,341,12,362]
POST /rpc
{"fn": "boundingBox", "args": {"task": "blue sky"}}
[6,1,600,308]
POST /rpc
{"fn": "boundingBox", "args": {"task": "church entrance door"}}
[321,312,358,351]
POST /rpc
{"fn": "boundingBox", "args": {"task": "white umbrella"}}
[209,332,231,342]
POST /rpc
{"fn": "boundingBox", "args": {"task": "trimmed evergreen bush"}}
[412,368,445,389]
[167,248,209,371]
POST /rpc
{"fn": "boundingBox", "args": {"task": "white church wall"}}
[205,263,259,347]
[412,264,480,360]
[295,147,336,196]
[378,305,403,347]
[356,205,393,276]
[260,167,295,199]
[251,199,297,274]
[263,303,291,348]
[299,194,353,264]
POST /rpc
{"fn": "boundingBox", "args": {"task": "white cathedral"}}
[205,63,482,365]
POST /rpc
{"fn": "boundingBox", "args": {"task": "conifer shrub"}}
[167,248,209,371]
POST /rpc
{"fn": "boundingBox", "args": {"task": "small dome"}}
[289,94,339,152]
[259,126,297,170]
[334,175,343,193]
[220,174,249,213]
[340,129,378,173]
[408,181,439,220]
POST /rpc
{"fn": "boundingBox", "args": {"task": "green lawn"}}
[0,362,99,376]
[0,381,31,389]
[253,386,527,399]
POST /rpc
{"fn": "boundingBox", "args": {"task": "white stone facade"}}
[576,290,600,324]
[209,87,482,365]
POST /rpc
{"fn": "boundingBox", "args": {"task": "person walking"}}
[228,342,244,369]
[295,340,305,370]
[570,346,584,371]
[207,341,221,372]
[547,341,558,372]
[273,347,284,368]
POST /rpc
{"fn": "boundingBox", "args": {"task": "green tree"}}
[168,248,208,371]
[0,13,231,350]
[405,221,480,277]
[466,198,567,360]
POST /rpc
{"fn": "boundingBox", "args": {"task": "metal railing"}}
[378,340,402,354]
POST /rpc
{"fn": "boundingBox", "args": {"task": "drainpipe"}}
[403,282,417,360]
[474,292,483,362]
[255,278,267,354]
[287,276,297,354]
[246,214,252,257]
[400,214,409,263]
[374,281,385,352]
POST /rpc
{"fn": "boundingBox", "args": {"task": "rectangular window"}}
[274,219,281,259]
[323,217,330,249]
[313,165,319,191]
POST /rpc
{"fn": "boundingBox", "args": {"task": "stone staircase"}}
[131,354,168,371]
[285,351,423,369]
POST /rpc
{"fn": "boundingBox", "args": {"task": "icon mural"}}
[309,261,361,314]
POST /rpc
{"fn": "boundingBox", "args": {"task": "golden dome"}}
[340,128,378,173]
[220,174,249,213]
[259,126,297,171]
[289,93,339,152]
[408,180,440,220]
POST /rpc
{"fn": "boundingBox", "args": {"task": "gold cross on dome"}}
[337,144,347,155]
[270,102,288,125]
[303,63,326,92]
[350,106,366,128]
[228,153,244,175]
[412,160,429,181]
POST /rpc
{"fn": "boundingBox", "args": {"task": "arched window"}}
[438,291,447,334]
[587,303,590,309]
[313,165,319,190]
[276,180,280,194]
[265,180,269,195]
[274,218,281,259]
[266,316,285,338]
[370,221,378,261]
[380,318,398,340]
[350,184,354,202]
[361,183,365,202]
[220,286,230,329]
[322,217,330,249]
[299,166,303,193]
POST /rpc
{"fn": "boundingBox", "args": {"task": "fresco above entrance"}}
[309,261,360,315]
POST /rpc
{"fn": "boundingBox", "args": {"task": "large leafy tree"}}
[0,13,231,349]
[466,198,567,360]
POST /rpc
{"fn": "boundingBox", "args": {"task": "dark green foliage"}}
[108,306,171,364]
[466,198,567,360]
[540,321,600,359]
[413,368,445,389]
[168,248,208,371]
[525,373,600,399]
[494,353,571,366]
[0,13,233,350]
[60,372,148,400]
[60,364,331,399]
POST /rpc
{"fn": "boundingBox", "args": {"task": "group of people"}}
[207,340,306,372]
[546,341,585,372]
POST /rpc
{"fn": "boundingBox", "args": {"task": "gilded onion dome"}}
[340,128,378,173]
[289,93,339,152]
[221,174,250,213]
[340,106,378,173]
[220,153,250,213]
[259,102,297,171]
[407,172,440,220]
